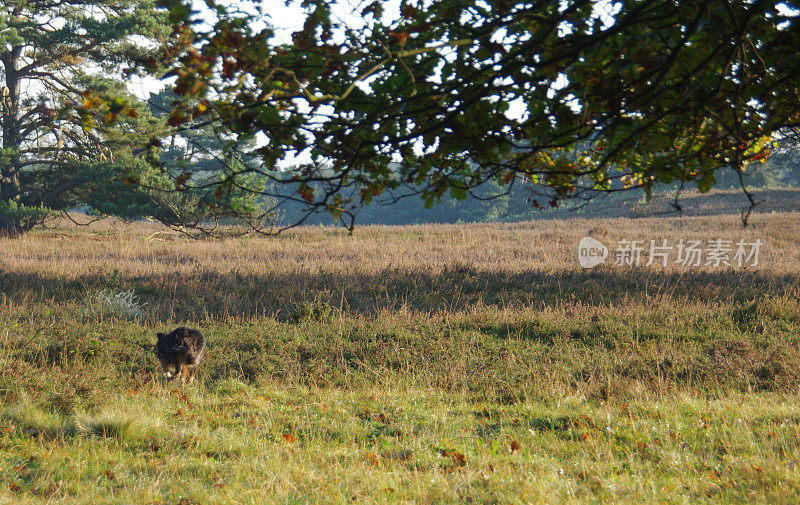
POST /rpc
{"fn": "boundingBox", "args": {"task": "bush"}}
[0,201,50,237]
[289,300,335,323]
[84,289,147,320]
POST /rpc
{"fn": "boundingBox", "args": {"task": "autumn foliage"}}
[130,0,800,230]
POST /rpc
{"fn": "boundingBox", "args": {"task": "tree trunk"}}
[1,43,25,236]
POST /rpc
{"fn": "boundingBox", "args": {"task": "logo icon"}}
[578,237,608,268]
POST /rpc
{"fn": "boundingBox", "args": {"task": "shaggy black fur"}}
[156,327,205,384]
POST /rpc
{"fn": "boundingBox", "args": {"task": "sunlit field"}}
[2,209,800,504]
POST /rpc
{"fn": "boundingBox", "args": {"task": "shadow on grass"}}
[3,265,800,395]
[1,265,798,321]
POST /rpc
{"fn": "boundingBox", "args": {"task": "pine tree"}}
[0,0,170,236]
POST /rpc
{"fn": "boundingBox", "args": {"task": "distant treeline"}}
[276,158,800,226]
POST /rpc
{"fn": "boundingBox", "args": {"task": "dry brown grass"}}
[3,211,799,319]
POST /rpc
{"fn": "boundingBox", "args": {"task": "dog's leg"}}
[178,365,189,386]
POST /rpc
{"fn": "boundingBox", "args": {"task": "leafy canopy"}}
[148,0,800,230]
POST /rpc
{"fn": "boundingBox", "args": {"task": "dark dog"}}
[156,327,205,384]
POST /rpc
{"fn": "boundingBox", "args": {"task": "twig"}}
[146,231,181,241]
[5,322,53,376]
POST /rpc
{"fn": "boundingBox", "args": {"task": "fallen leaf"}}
[510,440,521,453]
[283,433,296,443]
[442,450,466,466]
[104,469,116,481]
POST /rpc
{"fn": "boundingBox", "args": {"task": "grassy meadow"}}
[1,210,800,503]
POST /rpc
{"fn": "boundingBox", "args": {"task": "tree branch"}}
[43,179,82,208]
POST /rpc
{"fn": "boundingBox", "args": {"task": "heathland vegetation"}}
[2,1,800,502]
[1,210,799,503]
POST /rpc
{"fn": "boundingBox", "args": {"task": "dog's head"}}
[156,332,177,380]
